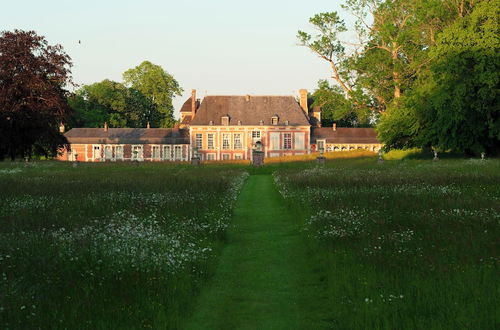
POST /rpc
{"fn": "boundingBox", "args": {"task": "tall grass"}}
[0,162,248,329]
[274,159,499,328]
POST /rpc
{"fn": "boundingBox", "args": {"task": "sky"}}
[1,0,349,119]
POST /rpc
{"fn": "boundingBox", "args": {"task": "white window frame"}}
[132,145,143,161]
[270,132,280,150]
[174,145,182,160]
[195,133,203,150]
[104,145,113,160]
[151,145,161,160]
[207,153,216,161]
[252,131,261,142]
[234,153,243,160]
[294,133,305,150]
[222,153,230,160]
[222,133,230,150]
[115,145,124,160]
[233,133,242,150]
[92,145,101,161]
[207,133,214,150]
[283,133,292,150]
[163,145,172,160]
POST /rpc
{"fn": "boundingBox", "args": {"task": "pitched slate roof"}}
[312,127,380,144]
[189,95,310,126]
[64,128,190,144]
[180,97,193,113]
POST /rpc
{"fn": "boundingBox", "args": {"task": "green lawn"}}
[0,158,498,329]
[183,175,331,329]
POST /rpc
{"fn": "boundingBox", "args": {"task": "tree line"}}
[0,30,182,160]
[300,0,499,155]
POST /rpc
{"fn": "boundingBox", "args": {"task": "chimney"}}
[313,106,321,127]
[333,123,337,131]
[191,89,196,118]
[59,123,65,133]
[104,122,108,132]
[147,121,150,129]
[299,89,308,114]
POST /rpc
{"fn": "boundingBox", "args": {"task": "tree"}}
[415,0,499,155]
[0,30,72,160]
[378,0,498,154]
[311,79,371,127]
[123,61,183,128]
[69,80,155,128]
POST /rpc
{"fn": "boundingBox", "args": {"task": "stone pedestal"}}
[316,156,326,164]
[252,151,264,167]
[191,157,200,166]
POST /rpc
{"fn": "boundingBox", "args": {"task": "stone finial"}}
[147,121,150,129]
[104,122,108,131]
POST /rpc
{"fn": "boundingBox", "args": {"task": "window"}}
[195,134,202,149]
[222,133,230,150]
[132,145,143,160]
[115,146,124,159]
[222,154,230,160]
[152,145,160,159]
[104,145,112,160]
[234,154,243,160]
[233,133,242,150]
[163,145,171,160]
[207,133,214,150]
[252,131,261,145]
[270,132,280,150]
[294,133,305,150]
[283,133,292,150]
[93,145,101,160]
[174,146,182,160]
[207,153,215,160]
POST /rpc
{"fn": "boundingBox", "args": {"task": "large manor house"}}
[60,90,382,162]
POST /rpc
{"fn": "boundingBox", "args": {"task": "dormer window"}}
[221,115,230,126]
[271,115,279,125]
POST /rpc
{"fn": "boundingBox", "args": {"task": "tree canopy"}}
[123,61,183,128]
[0,30,73,160]
[300,0,499,155]
[71,61,182,129]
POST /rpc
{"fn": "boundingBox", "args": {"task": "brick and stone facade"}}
[59,89,383,162]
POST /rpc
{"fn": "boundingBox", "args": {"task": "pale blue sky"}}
[1,0,349,118]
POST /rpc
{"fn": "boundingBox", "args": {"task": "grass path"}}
[183,174,331,330]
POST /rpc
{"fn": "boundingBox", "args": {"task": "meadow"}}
[0,162,247,329]
[0,155,498,329]
[274,158,499,329]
